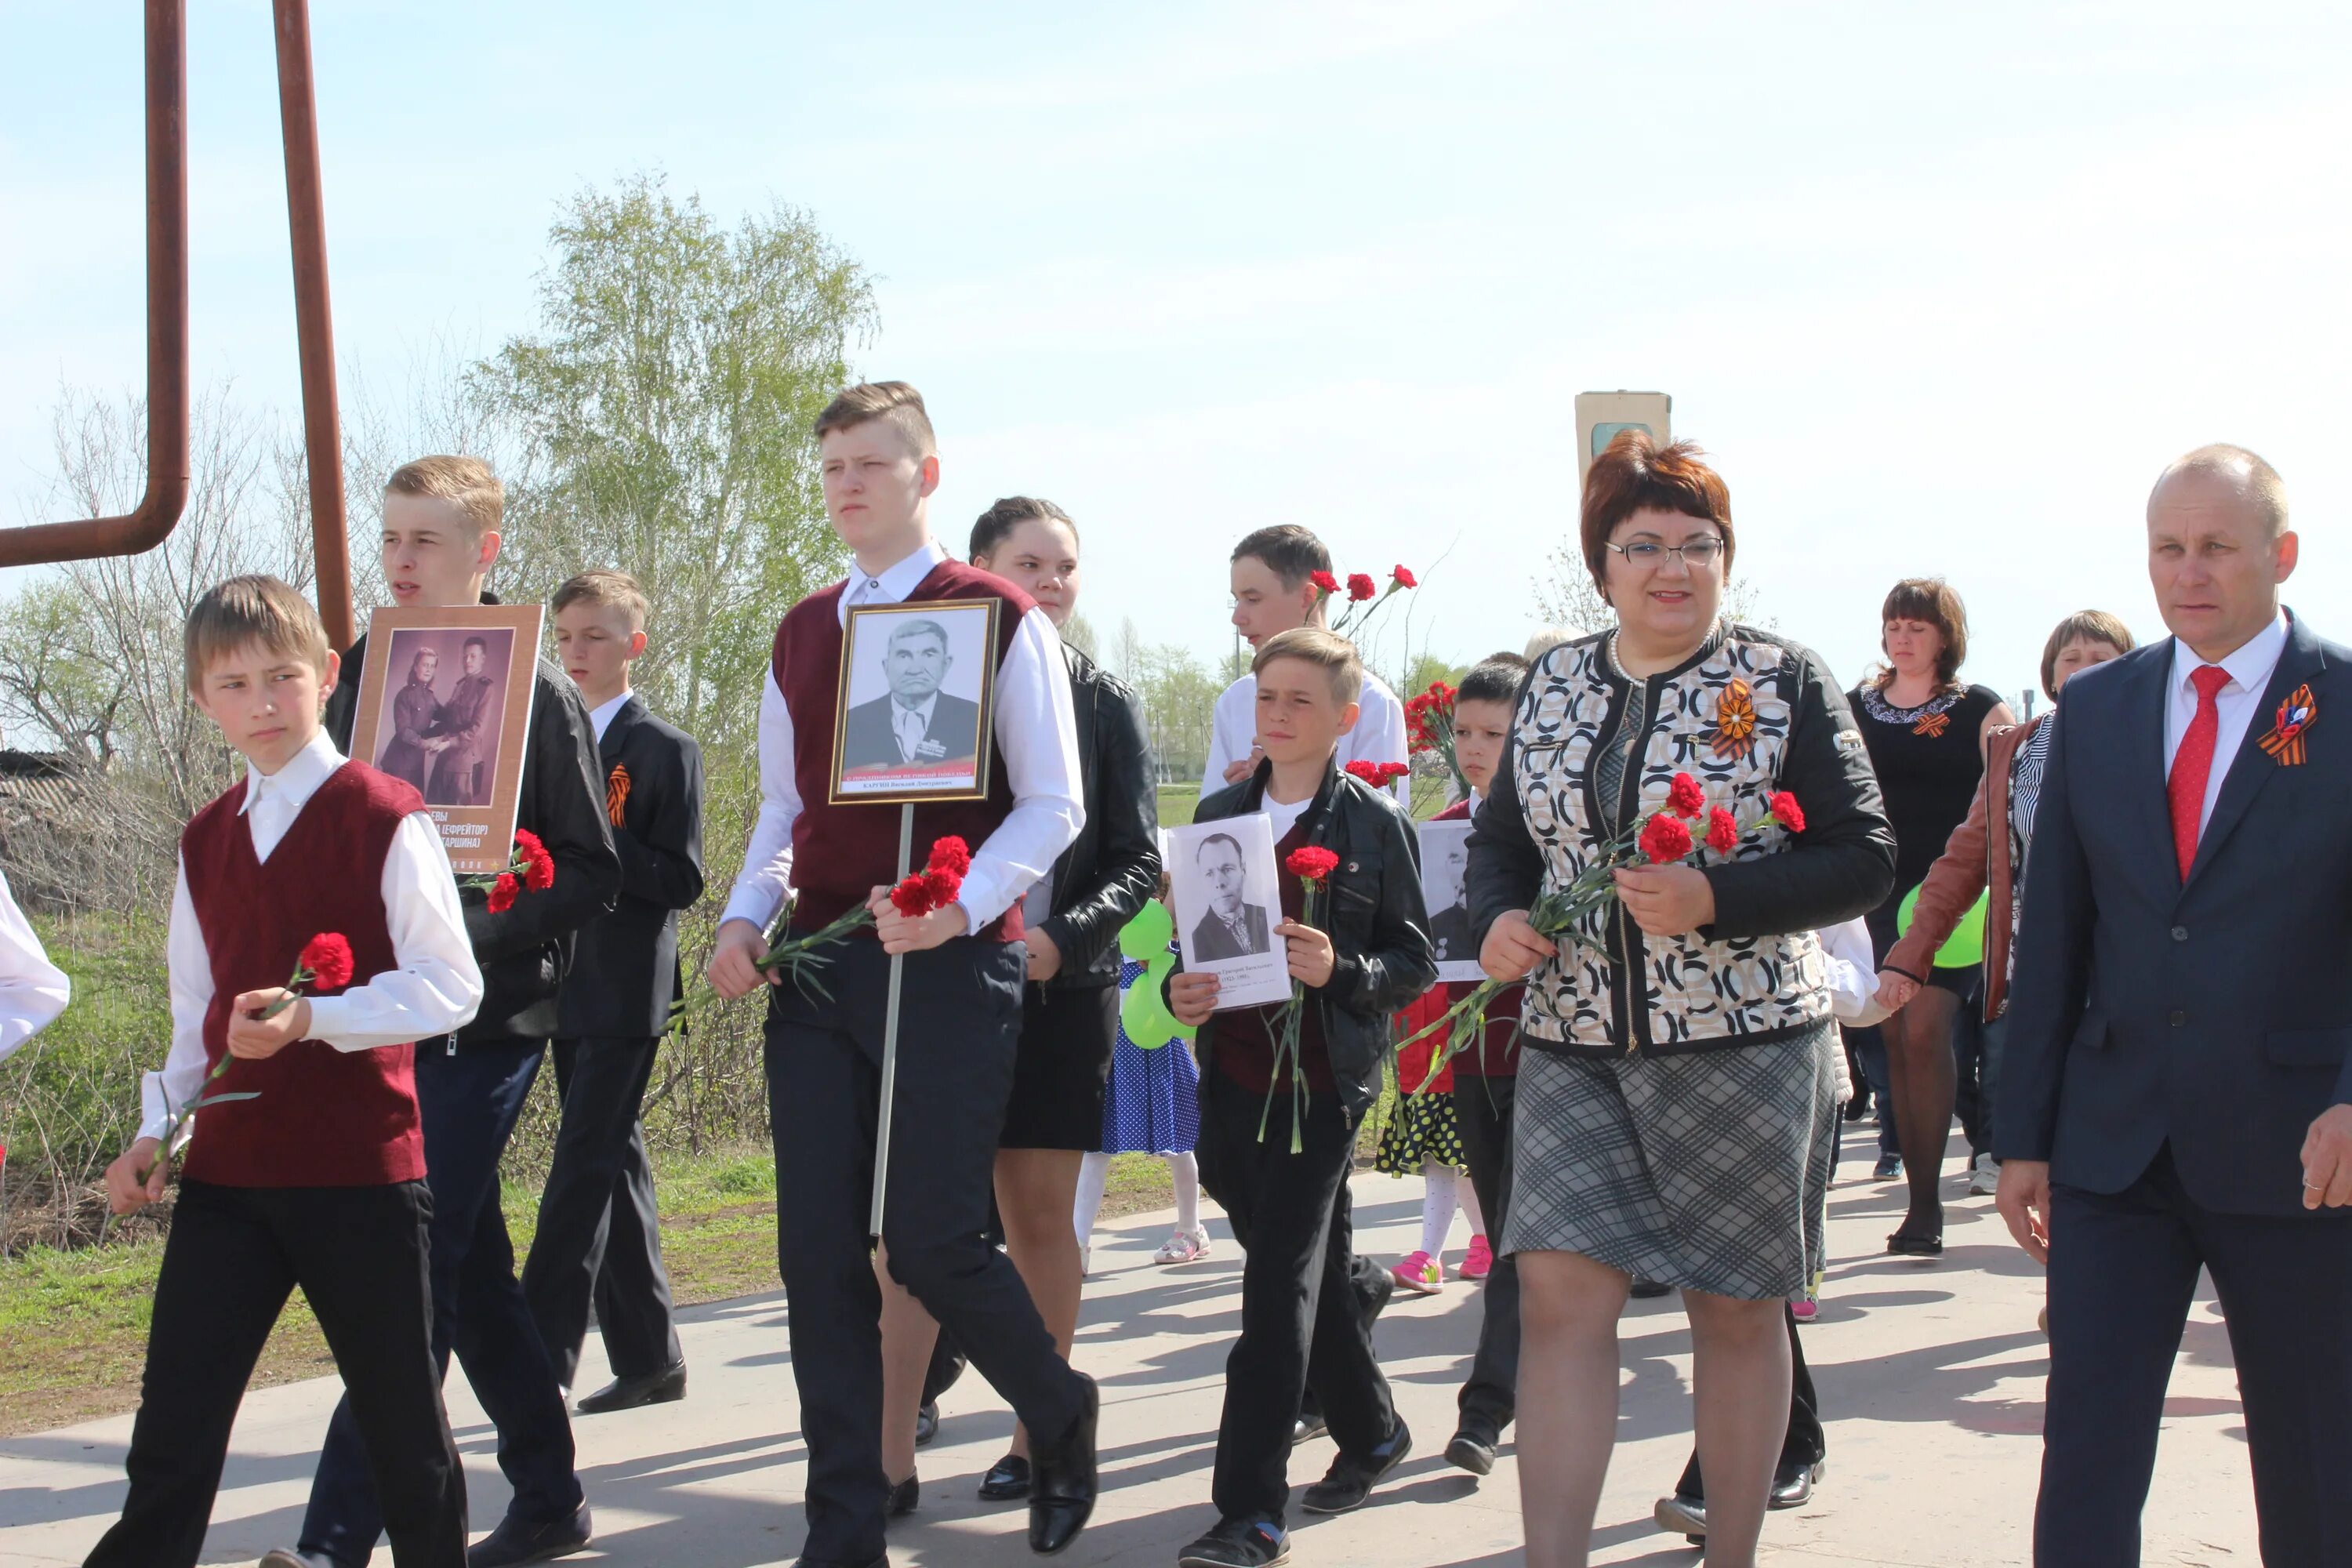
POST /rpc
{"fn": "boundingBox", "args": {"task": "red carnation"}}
[888,876,931,917]
[927,836,973,877]
[1667,771,1707,818]
[1706,807,1739,855]
[1639,811,1694,865]
[1309,569,1341,596]
[1770,791,1808,833]
[1285,845,1341,884]
[487,873,520,913]
[298,932,355,993]
[1346,572,1377,602]
[1392,564,1417,589]
[1345,760,1383,785]
[922,867,963,907]
[1380,761,1410,784]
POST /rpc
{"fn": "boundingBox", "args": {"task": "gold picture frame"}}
[827,597,1000,806]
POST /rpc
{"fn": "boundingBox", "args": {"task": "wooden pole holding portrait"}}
[828,598,1002,1241]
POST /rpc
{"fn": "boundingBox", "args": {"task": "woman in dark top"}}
[1849,579,2015,1254]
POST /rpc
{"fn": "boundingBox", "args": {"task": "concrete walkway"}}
[0,1138,2259,1566]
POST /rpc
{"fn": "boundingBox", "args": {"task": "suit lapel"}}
[2186,616,2325,889]
[2116,645,2176,881]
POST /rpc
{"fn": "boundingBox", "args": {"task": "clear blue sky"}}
[6,2,2350,700]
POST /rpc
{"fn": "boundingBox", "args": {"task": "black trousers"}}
[86,1179,465,1568]
[303,1040,581,1564]
[1452,1073,1521,1432]
[1672,1305,1824,1502]
[1195,1066,1397,1526]
[521,1036,682,1388]
[765,936,1087,1566]
[2040,1144,2352,1567]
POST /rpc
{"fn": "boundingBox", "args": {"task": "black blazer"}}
[1999,612,2352,1215]
[557,695,705,1039]
[840,691,983,772]
[327,603,621,1045]
[1192,903,1273,962]
[1036,642,1161,989]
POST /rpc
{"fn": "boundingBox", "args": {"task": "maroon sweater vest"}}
[771,561,1035,942]
[177,762,427,1187]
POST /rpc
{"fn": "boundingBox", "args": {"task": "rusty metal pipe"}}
[0,0,190,569]
[273,0,354,649]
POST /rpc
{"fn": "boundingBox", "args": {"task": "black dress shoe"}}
[886,1471,919,1519]
[1292,1410,1327,1445]
[1177,1515,1291,1566]
[1444,1417,1498,1476]
[575,1362,685,1414]
[467,1504,593,1566]
[914,1399,940,1449]
[1653,1492,1706,1542]
[1027,1373,1098,1554]
[1771,1457,1823,1508]
[1629,1279,1675,1299]
[1300,1417,1411,1514]
[978,1453,1032,1500]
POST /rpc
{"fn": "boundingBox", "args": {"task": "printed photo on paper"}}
[829,599,998,804]
[1416,818,1484,983]
[1168,815,1292,1010]
[349,603,543,875]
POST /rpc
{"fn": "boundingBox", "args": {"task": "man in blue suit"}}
[1998,444,2352,1566]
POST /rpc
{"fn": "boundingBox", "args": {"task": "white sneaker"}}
[1079,1243,1091,1277]
[1969,1152,1999,1196]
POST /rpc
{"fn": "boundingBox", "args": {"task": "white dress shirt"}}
[1203,669,1410,801]
[721,538,1085,935]
[139,731,485,1147]
[2162,611,2290,835]
[892,694,941,761]
[0,866,70,1064]
[588,691,630,743]
[1815,916,1890,1030]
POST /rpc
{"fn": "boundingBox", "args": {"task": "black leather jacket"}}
[1037,642,1161,989]
[1178,755,1436,1123]
[326,603,621,1046]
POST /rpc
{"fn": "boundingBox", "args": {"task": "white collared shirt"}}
[722,538,1083,934]
[2163,610,2290,835]
[0,866,69,1065]
[892,693,941,760]
[1203,670,1410,802]
[588,691,630,743]
[139,730,485,1148]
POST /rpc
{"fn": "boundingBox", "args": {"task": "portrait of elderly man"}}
[1189,831,1272,961]
[840,615,985,775]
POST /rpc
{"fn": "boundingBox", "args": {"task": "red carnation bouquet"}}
[1343,760,1411,790]
[753,836,972,1001]
[1403,678,1467,795]
[461,828,557,913]
[1262,844,1342,1152]
[1310,562,1417,639]
[140,931,354,1181]
[1404,775,1807,1083]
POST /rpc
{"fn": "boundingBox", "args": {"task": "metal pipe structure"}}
[0,0,190,569]
[272,0,354,649]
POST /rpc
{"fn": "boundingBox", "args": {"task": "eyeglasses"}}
[1604,535,1726,568]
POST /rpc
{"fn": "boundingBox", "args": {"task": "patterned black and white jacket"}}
[1466,622,1896,1058]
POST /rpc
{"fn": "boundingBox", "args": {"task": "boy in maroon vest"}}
[707,381,1099,1566]
[89,575,483,1568]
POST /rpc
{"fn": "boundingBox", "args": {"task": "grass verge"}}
[0,1144,1179,1437]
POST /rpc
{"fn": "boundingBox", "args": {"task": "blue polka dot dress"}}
[1099,958,1200,1155]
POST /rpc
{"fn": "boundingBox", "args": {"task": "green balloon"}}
[1121,978,1177,1050]
[1896,884,1987,969]
[1119,901,1175,961]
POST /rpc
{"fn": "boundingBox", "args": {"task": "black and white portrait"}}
[1167,815,1290,1009]
[372,626,514,810]
[1417,819,1483,982]
[833,600,996,802]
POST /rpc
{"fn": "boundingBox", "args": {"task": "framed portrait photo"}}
[1415,818,1484,982]
[829,598,1000,805]
[1167,815,1292,1010]
[349,603,543,875]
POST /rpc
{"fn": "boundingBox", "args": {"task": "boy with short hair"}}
[1200,526,1407,797]
[0,864,70,1065]
[87,575,481,1568]
[706,381,1101,1565]
[283,456,621,1568]
[1169,626,1436,1567]
[522,568,702,1414]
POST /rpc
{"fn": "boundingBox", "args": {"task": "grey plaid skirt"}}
[1501,1021,1838,1301]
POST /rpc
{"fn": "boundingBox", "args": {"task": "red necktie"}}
[2167,664,2231,877]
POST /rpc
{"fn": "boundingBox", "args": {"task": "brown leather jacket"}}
[1883,713,2047,1022]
